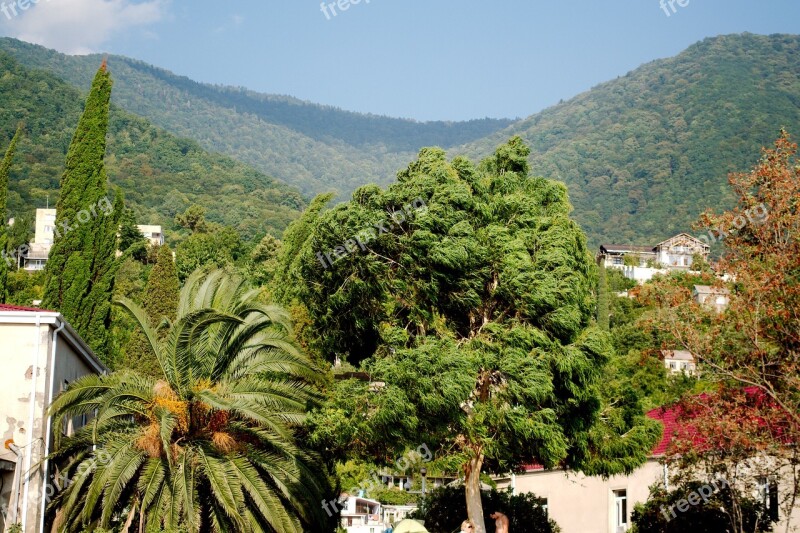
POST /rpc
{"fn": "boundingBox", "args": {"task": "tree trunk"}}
[465,449,486,533]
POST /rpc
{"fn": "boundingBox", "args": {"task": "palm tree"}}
[47,269,332,532]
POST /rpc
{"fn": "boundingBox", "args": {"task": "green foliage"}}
[596,264,610,330]
[121,244,179,376]
[41,64,122,361]
[174,206,243,280]
[291,139,658,530]
[48,269,335,532]
[460,33,800,247]
[631,482,773,533]
[606,268,637,293]
[0,125,21,302]
[0,37,512,199]
[0,49,303,244]
[413,486,560,533]
[118,206,147,261]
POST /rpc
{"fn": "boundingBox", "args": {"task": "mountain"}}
[0,38,512,198]
[2,33,798,247]
[0,51,303,242]
[457,33,800,246]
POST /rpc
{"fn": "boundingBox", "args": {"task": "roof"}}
[599,244,656,254]
[661,350,695,361]
[0,303,55,313]
[655,232,710,249]
[693,285,731,295]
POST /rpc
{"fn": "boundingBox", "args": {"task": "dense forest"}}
[0,52,303,242]
[0,38,512,197]
[458,33,800,246]
[2,34,798,247]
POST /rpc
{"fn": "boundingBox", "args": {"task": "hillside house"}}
[598,233,710,283]
[661,349,697,375]
[693,285,731,313]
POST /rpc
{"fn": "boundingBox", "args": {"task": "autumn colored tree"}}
[647,131,800,530]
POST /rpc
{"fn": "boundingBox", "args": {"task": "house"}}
[22,209,164,271]
[22,209,56,272]
[598,233,710,284]
[661,350,697,375]
[137,225,164,247]
[693,285,730,313]
[497,400,800,533]
[0,304,107,533]
[338,495,383,533]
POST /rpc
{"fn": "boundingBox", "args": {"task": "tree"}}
[174,205,242,281]
[597,264,610,330]
[121,244,180,376]
[646,131,800,530]
[47,269,334,532]
[0,125,21,303]
[118,207,148,261]
[290,139,658,532]
[41,62,122,360]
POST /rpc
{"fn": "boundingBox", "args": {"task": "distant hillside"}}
[0,51,304,241]
[0,38,512,198]
[458,33,800,246]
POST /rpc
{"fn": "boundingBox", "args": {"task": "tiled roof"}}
[599,244,656,253]
[0,303,55,313]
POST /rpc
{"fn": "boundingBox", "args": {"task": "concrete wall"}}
[497,461,663,533]
[0,320,98,533]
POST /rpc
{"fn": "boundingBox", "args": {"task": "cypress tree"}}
[42,62,121,360]
[597,263,610,330]
[0,125,21,303]
[121,243,179,375]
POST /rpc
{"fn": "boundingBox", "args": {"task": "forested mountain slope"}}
[459,33,800,246]
[0,51,303,241]
[0,38,511,198]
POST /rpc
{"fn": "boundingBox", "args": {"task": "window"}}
[758,477,779,522]
[669,362,676,370]
[614,489,628,531]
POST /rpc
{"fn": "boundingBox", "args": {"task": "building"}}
[338,495,383,533]
[0,304,107,533]
[598,233,710,284]
[498,401,800,532]
[661,349,697,375]
[21,208,164,271]
[693,285,730,313]
[137,225,164,247]
[22,209,56,272]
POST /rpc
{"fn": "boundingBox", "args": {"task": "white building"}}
[22,209,56,272]
[598,233,710,284]
[693,285,730,313]
[137,225,164,247]
[338,495,383,533]
[661,349,697,375]
[0,303,107,532]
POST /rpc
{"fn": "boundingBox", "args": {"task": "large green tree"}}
[48,269,333,532]
[0,125,22,303]
[42,62,121,360]
[121,244,180,376]
[284,138,658,532]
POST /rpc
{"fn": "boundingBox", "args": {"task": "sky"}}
[0,0,798,121]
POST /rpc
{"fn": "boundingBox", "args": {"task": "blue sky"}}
[1,0,798,121]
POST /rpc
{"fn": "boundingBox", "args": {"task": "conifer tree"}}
[0,125,21,303]
[42,62,121,360]
[121,243,179,375]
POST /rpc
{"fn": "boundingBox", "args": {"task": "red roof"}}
[0,303,56,313]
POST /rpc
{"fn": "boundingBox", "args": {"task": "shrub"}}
[412,485,560,533]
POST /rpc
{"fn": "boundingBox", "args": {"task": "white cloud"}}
[0,0,166,54]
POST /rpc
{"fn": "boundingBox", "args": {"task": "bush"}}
[631,481,774,533]
[412,486,560,533]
